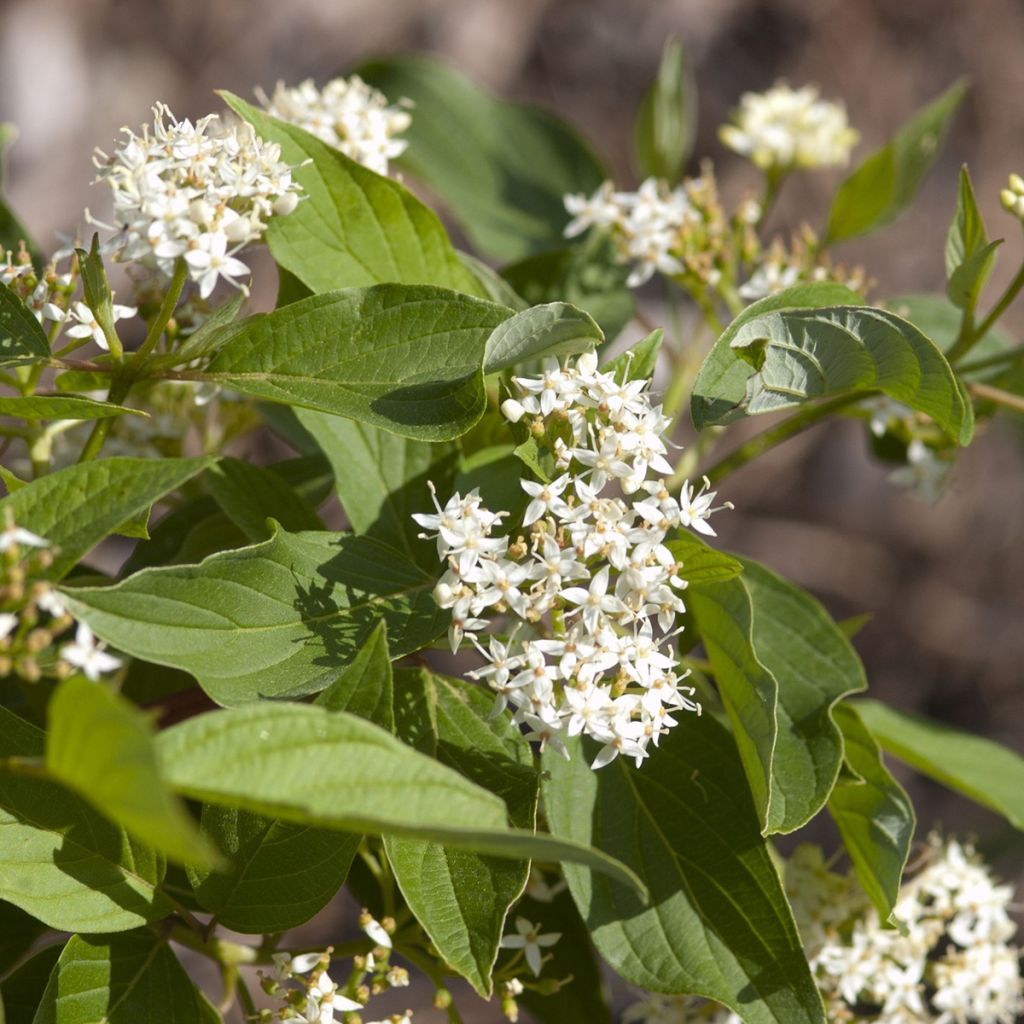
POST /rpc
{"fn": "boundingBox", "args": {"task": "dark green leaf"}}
[633,37,696,182]
[0,282,49,368]
[45,676,216,868]
[854,699,1024,829]
[359,56,606,262]
[0,456,214,580]
[544,718,824,1024]
[223,92,484,298]
[0,706,169,933]
[0,902,47,976]
[385,670,538,996]
[156,701,645,894]
[692,303,973,444]
[482,302,602,375]
[1,944,63,1024]
[315,619,394,731]
[206,457,323,541]
[827,703,914,922]
[946,167,999,311]
[826,80,966,244]
[32,931,219,1023]
[64,528,448,707]
[0,395,145,421]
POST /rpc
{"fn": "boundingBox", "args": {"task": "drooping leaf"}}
[0,456,213,580]
[295,408,457,571]
[945,166,1000,311]
[156,701,644,895]
[690,557,867,834]
[633,36,696,182]
[501,233,634,343]
[692,303,973,444]
[0,706,169,933]
[1,944,64,1024]
[854,699,1024,830]
[0,395,145,421]
[544,718,825,1024]
[187,805,358,935]
[64,528,448,707]
[45,676,217,868]
[359,56,606,262]
[223,92,484,298]
[385,670,538,996]
[206,457,323,541]
[0,282,49,368]
[827,703,915,922]
[826,80,966,244]
[32,931,219,1024]
[314,619,394,732]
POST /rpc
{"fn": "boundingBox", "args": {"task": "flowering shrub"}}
[0,43,1020,1024]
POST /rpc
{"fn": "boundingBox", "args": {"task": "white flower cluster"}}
[258,75,412,175]
[93,103,302,298]
[413,352,732,769]
[719,82,858,171]
[790,838,1023,1024]
[564,178,697,286]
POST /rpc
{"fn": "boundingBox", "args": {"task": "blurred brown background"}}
[3,0,1022,1019]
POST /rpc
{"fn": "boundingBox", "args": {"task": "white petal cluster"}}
[259,75,411,175]
[93,103,302,297]
[414,352,732,769]
[719,82,858,171]
[564,178,698,286]
[792,837,1023,1024]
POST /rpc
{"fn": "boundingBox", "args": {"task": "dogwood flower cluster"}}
[92,103,302,297]
[792,837,1023,1024]
[414,352,732,769]
[0,518,121,683]
[258,75,412,175]
[999,173,1024,220]
[719,82,858,171]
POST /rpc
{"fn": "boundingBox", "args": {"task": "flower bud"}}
[273,191,300,217]
[500,398,526,423]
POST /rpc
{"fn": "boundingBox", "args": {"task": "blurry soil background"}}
[2,0,1023,1019]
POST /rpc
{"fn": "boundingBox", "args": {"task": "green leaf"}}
[689,557,867,834]
[601,328,663,383]
[156,701,645,895]
[826,80,966,244]
[206,457,323,541]
[32,931,219,1024]
[501,233,634,343]
[295,409,457,571]
[454,445,530,525]
[0,902,48,976]
[945,167,999,311]
[359,56,606,262]
[45,676,217,869]
[75,236,119,356]
[0,456,214,580]
[0,706,169,933]
[164,293,245,366]
[222,92,483,298]
[854,699,1024,829]
[0,395,145,421]
[201,285,510,441]
[457,251,529,310]
[665,531,742,586]
[1,944,63,1024]
[315,619,394,731]
[0,282,49,368]
[385,670,538,997]
[482,302,602,375]
[543,718,825,1024]
[633,37,696,182]
[692,302,973,444]
[186,805,358,934]
[827,703,914,922]
[64,528,448,707]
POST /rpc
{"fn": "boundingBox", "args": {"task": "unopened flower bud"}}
[25,628,50,653]
[433,989,452,1009]
[273,192,300,217]
[500,398,526,423]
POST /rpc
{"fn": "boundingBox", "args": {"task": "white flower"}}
[563,181,625,238]
[59,622,122,681]
[64,300,137,351]
[259,76,411,175]
[0,612,18,641]
[499,916,561,976]
[0,522,49,553]
[719,82,858,171]
[679,477,731,537]
[361,915,393,949]
[183,232,251,298]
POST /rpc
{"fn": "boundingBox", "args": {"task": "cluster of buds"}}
[414,352,732,769]
[719,81,859,172]
[259,913,411,1024]
[999,173,1024,219]
[258,76,412,176]
[0,516,120,683]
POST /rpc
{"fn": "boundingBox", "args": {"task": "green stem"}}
[957,346,1024,375]
[756,166,787,230]
[966,379,1024,414]
[76,371,132,462]
[949,258,1024,363]
[700,392,870,483]
[235,971,256,1017]
[134,258,188,364]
